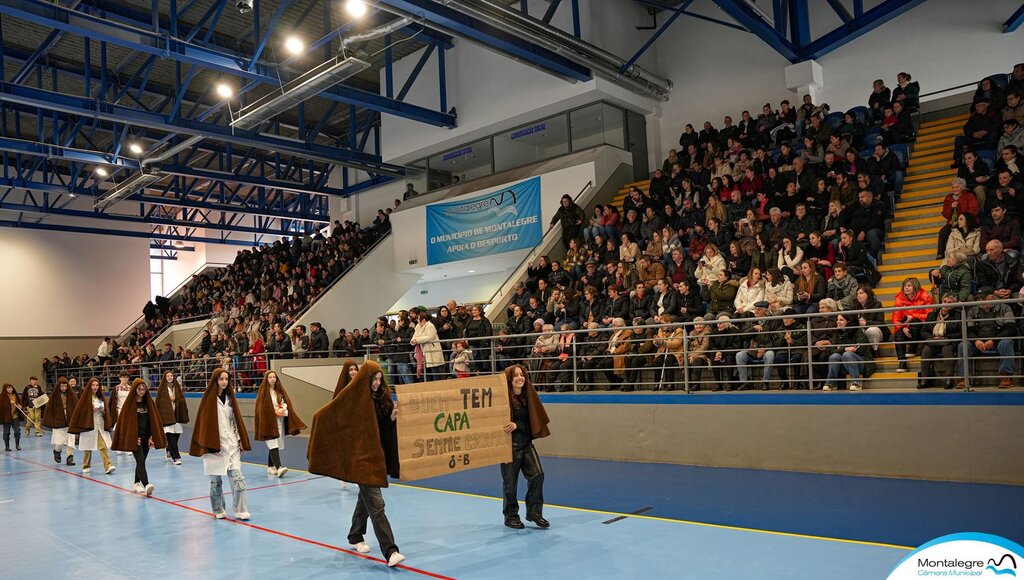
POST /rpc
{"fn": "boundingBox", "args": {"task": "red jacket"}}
[892,288,934,331]
[941,192,979,225]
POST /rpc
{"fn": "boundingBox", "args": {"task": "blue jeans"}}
[389,361,414,384]
[955,339,1014,376]
[736,350,776,383]
[863,228,884,258]
[210,470,248,516]
[827,351,865,382]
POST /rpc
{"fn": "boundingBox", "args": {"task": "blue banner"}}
[426,177,542,265]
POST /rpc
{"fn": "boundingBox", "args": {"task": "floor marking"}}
[0,468,49,477]
[238,460,914,551]
[602,506,653,524]
[45,528,134,577]
[12,456,455,579]
[0,500,13,504]
[171,476,324,503]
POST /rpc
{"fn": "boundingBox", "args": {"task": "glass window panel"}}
[602,103,626,149]
[427,138,493,189]
[570,103,605,151]
[493,115,569,172]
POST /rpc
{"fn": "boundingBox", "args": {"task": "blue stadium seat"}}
[988,74,1009,89]
[864,127,881,146]
[889,144,909,167]
[977,149,997,164]
[847,106,869,125]
[824,112,843,129]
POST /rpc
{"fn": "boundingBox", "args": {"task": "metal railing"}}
[359,298,1024,393]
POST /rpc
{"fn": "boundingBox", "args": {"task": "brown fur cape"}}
[0,385,18,424]
[307,360,396,487]
[155,374,190,426]
[42,380,77,429]
[112,379,167,452]
[504,365,551,439]
[332,360,359,399]
[254,371,307,441]
[188,369,251,457]
[67,379,115,434]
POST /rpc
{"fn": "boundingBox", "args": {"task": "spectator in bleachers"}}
[827,262,859,310]
[839,190,885,259]
[958,150,991,207]
[998,123,1024,176]
[725,239,750,278]
[975,77,1006,113]
[550,194,586,251]
[945,213,981,258]
[679,123,699,151]
[1009,64,1024,97]
[866,143,905,202]
[981,203,1022,250]
[956,291,1016,389]
[822,313,872,392]
[930,252,973,303]
[1004,91,1024,125]
[892,72,920,111]
[619,232,641,265]
[918,293,963,389]
[976,239,1023,299]
[937,178,980,260]
[793,260,826,314]
[882,102,914,145]
[764,268,794,313]
[736,302,781,390]
[733,268,765,316]
[892,277,933,373]
[954,100,1000,166]
[707,314,740,389]
[997,145,1021,178]
[777,236,803,279]
[852,285,885,353]
[868,79,891,125]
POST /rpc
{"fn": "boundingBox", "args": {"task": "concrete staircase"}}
[869,112,968,387]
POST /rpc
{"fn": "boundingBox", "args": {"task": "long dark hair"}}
[504,364,531,410]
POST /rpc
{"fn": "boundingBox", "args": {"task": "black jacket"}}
[975,250,1023,292]
[921,308,964,343]
[309,329,329,357]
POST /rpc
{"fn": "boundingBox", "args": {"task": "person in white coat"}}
[68,378,116,475]
[734,268,767,315]
[410,309,445,381]
[254,371,306,478]
[190,368,252,520]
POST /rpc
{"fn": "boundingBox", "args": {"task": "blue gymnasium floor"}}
[2,433,1022,579]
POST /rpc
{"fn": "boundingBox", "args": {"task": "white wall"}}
[0,227,150,337]
[390,270,513,312]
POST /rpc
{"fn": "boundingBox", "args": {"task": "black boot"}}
[527,515,550,528]
[54,449,62,463]
[504,516,524,529]
[66,454,76,466]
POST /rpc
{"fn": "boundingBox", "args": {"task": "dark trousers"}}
[623,354,649,390]
[652,354,679,390]
[920,343,956,380]
[348,485,399,559]
[894,322,924,360]
[133,436,151,485]
[552,359,576,391]
[267,448,282,469]
[501,442,544,520]
[166,433,181,460]
[937,224,953,257]
[580,358,606,390]
[710,354,735,384]
[3,419,22,448]
[776,352,805,387]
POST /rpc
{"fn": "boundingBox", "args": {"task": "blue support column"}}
[800,0,927,60]
[1005,4,1024,32]
[620,0,693,74]
[438,46,448,115]
[396,44,436,101]
[710,0,800,62]
[384,33,394,99]
[541,0,562,24]
[570,0,580,37]
[788,0,809,48]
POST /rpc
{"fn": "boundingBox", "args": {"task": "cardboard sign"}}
[395,374,512,481]
[32,394,49,409]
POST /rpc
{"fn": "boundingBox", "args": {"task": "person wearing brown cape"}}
[254,370,306,478]
[500,364,551,530]
[109,371,133,456]
[43,377,77,464]
[1,383,23,451]
[189,368,252,520]
[307,360,406,568]
[68,378,116,475]
[155,369,189,466]
[332,360,359,399]
[112,378,167,497]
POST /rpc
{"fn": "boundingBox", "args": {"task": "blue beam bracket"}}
[1005,3,1024,33]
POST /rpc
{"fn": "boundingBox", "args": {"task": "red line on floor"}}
[12,456,455,580]
[0,468,50,477]
[171,476,324,503]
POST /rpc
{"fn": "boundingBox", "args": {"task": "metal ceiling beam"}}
[0,218,261,246]
[375,0,592,82]
[799,0,927,60]
[709,0,800,62]
[1005,3,1024,33]
[0,81,406,175]
[0,0,456,128]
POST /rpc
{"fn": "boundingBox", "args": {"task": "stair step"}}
[920,114,968,129]
[878,268,935,285]
[879,258,939,272]
[914,127,961,143]
[881,249,940,266]
[890,215,946,229]
[895,197,944,210]
[911,151,955,165]
[906,166,957,179]
[888,225,941,239]
[895,205,942,218]
[904,173,954,188]
[884,237,939,250]
[900,186,946,201]
[908,159,956,173]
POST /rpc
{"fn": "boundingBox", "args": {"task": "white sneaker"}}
[235,512,251,521]
[387,552,406,567]
[267,467,277,475]
[173,459,181,466]
[822,384,832,391]
[145,484,155,497]
[214,511,227,519]
[105,465,117,474]
[904,352,916,359]
[165,452,171,461]
[82,467,91,474]
[896,367,907,373]
[849,383,862,391]
[350,542,371,554]
[134,482,145,494]
[277,467,288,478]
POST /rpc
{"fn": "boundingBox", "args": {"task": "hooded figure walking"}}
[190,368,252,520]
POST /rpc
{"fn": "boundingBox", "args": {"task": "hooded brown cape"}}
[188,369,251,457]
[332,360,359,399]
[254,371,307,441]
[504,365,551,439]
[155,375,190,426]
[42,381,77,429]
[307,360,397,487]
[67,380,115,434]
[0,387,18,423]
[112,379,167,452]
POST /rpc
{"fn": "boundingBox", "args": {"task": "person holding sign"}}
[500,365,551,529]
[21,376,44,438]
[112,379,166,496]
[43,377,77,464]
[255,370,306,478]
[307,361,406,568]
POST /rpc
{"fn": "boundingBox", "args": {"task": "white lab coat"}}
[265,390,287,451]
[202,397,242,476]
[163,385,184,434]
[78,397,111,451]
